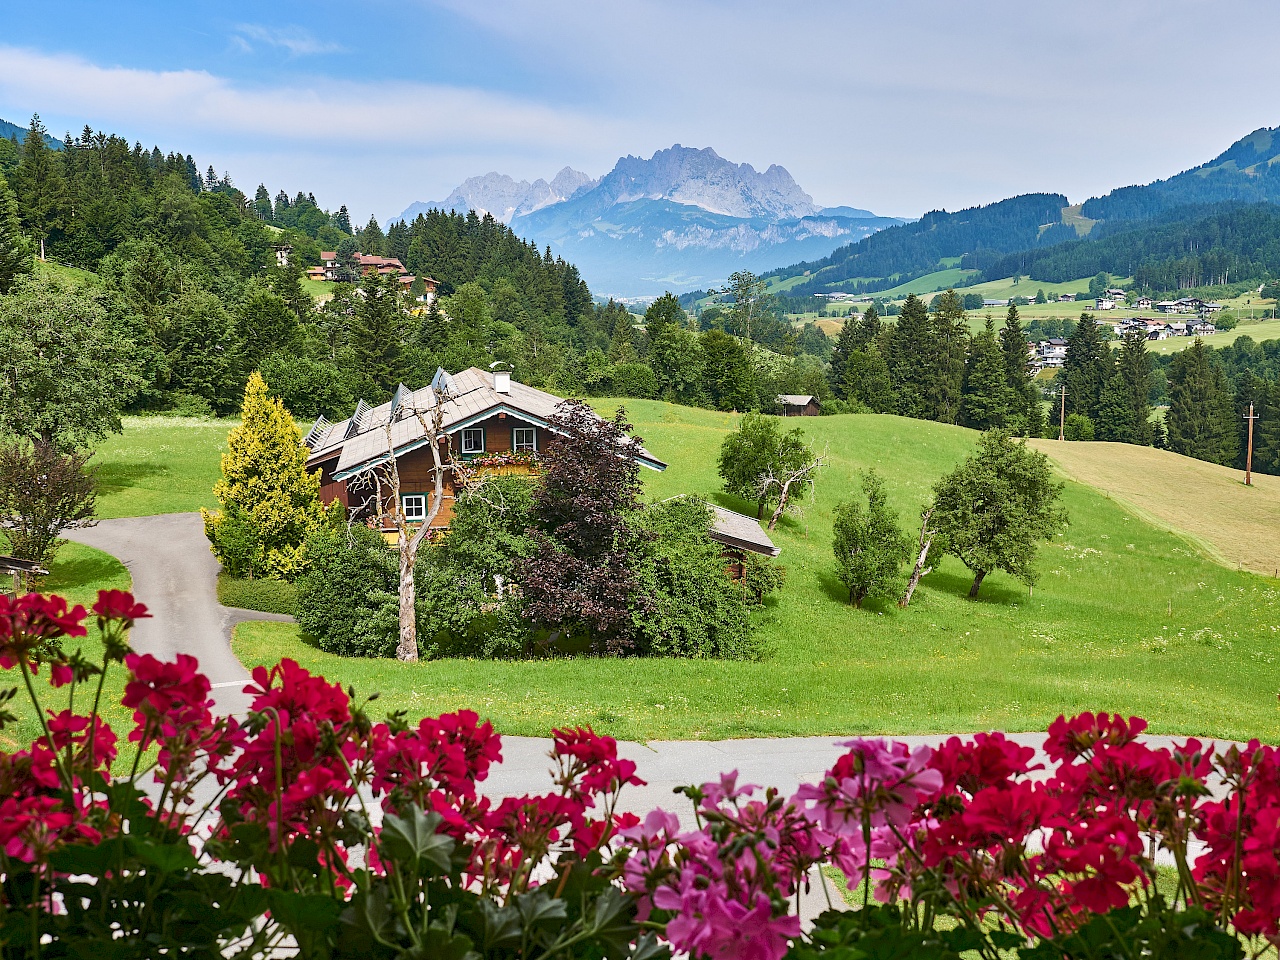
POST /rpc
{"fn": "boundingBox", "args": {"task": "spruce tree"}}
[999,305,1043,437]
[852,304,881,350]
[828,316,859,399]
[0,171,32,294]
[1104,332,1154,445]
[844,349,895,413]
[349,271,406,393]
[928,289,968,424]
[886,294,932,419]
[962,315,1013,430]
[12,115,66,261]
[1166,339,1239,465]
[201,372,332,580]
[1061,312,1112,420]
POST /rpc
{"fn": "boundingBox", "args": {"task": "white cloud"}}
[233,24,344,57]
[0,45,633,215]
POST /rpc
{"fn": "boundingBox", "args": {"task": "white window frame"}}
[402,493,427,521]
[512,426,537,452]
[461,427,485,454]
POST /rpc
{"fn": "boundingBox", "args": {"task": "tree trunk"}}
[899,509,935,608]
[968,570,987,599]
[397,543,418,662]
[756,501,764,521]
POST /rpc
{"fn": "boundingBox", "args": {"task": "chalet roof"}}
[707,505,780,558]
[778,394,817,406]
[306,367,667,481]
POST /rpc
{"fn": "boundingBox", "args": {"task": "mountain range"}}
[765,125,1280,298]
[392,145,902,297]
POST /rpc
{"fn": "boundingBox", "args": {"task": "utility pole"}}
[1244,401,1258,486]
[1059,382,1067,441]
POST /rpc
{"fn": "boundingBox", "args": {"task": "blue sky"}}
[2,1,1278,225]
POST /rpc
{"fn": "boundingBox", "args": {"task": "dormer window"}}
[461,427,485,454]
[513,427,536,452]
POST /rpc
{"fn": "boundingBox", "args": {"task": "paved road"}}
[64,513,292,715]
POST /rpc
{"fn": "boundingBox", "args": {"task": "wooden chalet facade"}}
[304,368,667,536]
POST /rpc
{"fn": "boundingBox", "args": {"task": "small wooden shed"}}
[777,394,821,417]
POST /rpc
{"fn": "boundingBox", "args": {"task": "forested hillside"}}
[982,203,1280,291]
[0,114,832,424]
[767,193,1071,296]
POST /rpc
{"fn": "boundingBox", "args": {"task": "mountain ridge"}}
[391,144,897,296]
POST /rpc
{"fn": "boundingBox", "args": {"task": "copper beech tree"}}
[517,401,648,655]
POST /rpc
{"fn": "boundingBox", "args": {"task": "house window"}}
[513,427,536,452]
[461,427,485,454]
[402,494,426,521]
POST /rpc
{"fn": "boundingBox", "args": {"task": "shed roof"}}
[707,505,780,557]
[777,394,817,406]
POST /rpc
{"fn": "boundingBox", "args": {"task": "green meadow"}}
[230,403,1280,743]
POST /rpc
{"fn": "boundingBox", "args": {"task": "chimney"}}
[494,370,511,394]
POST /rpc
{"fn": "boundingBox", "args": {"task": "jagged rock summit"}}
[588,145,819,220]
[394,166,597,225]
[390,144,898,296]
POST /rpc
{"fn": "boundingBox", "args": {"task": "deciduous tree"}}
[0,273,141,448]
[931,430,1067,599]
[0,439,96,570]
[831,470,910,607]
[718,412,808,520]
[518,401,647,654]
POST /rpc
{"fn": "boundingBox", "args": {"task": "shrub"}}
[216,572,300,617]
[296,524,399,656]
[1064,412,1095,440]
[740,552,786,605]
[631,496,758,658]
[202,372,335,580]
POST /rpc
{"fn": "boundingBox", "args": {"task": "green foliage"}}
[1062,311,1112,421]
[931,430,1067,598]
[1166,339,1240,465]
[296,524,400,657]
[740,551,786,605]
[216,572,300,617]
[202,372,333,580]
[999,305,1044,437]
[0,169,31,293]
[631,496,757,658]
[441,474,537,594]
[699,329,755,410]
[0,272,143,448]
[0,440,96,568]
[961,314,1014,430]
[1064,412,1096,441]
[831,470,910,608]
[718,412,809,519]
[260,351,355,420]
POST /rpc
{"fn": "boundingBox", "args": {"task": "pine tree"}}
[999,305,1043,437]
[0,171,32,294]
[359,214,387,256]
[253,183,273,221]
[962,316,1013,429]
[928,290,969,424]
[886,294,933,419]
[334,204,352,234]
[1061,312,1112,420]
[1166,339,1239,465]
[1094,373,1136,443]
[853,304,881,350]
[832,469,910,607]
[201,372,332,580]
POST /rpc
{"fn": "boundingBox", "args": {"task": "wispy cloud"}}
[233,24,343,57]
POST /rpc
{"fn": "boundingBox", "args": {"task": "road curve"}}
[63,512,292,715]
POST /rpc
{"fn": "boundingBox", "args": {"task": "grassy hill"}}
[227,404,1280,743]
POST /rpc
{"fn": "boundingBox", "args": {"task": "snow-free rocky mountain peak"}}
[391,145,899,296]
